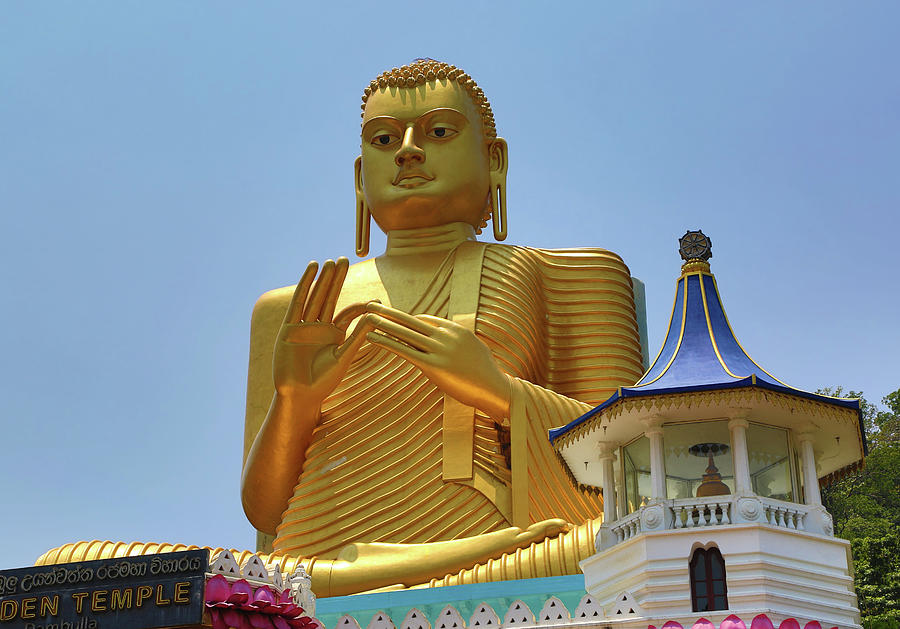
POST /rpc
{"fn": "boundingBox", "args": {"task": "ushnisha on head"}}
[354,59,508,256]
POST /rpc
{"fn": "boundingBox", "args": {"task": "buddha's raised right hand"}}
[271,257,373,405]
[243,257,373,533]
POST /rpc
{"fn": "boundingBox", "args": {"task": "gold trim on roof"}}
[699,271,741,379]
[638,275,688,387]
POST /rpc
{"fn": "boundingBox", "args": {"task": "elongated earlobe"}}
[491,182,507,241]
[488,139,509,241]
[354,156,370,257]
[356,199,370,257]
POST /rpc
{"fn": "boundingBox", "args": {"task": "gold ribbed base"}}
[36,521,600,597]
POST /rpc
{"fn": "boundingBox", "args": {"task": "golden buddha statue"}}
[37,60,645,597]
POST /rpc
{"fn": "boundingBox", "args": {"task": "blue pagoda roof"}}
[635,271,784,390]
[549,257,862,445]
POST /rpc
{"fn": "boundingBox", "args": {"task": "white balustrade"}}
[611,511,642,542]
[671,497,731,529]
[608,494,815,547]
[760,497,807,531]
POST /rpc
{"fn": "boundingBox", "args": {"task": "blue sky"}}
[2,2,898,570]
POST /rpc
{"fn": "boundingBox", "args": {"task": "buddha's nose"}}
[395,126,425,166]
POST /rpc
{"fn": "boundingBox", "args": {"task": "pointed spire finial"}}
[679,230,712,273]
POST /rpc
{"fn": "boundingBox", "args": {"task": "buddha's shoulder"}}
[250,284,293,330]
[481,243,633,280]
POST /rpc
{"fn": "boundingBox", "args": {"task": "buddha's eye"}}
[371,134,399,147]
[427,127,457,139]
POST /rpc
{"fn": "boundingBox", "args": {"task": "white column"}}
[797,432,822,506]
[729,417,752,494]
[644,419,667,501]
[615,462,626,519]
[598,442,618,525]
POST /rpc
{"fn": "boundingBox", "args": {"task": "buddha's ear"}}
[488,139,508,241]
[488,138,508,175]
[354,156,370,257]
[354,156,364,195]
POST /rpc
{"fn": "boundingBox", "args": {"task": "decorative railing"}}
[759,496,807,531]
[611,510,642,542]
[609,495,817,545]
[672,496,732,528]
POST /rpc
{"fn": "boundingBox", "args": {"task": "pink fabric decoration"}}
[750,615,775,629]
[692,618,715,629]
[209,609,227,629]
[250,613,276,628]
[779,619,801,629]
[207,575,232,602]
[720,615,747,629]
[204,572,316,629]
[228,579,255,604]
[750,614,775,629]
[253,585,276,604]
[223,608,244,627]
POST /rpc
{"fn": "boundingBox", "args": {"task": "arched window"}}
[690,547,728,612]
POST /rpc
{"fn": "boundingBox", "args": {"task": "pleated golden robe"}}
[244,243,644,563]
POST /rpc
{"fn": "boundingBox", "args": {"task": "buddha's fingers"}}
[303,259,336,322]
[320,257,350,323]
[334,309,379,362]
[284,261,319,324]
[516,518,570,544]
[424,518,602,589]
[415,313,454,329]
[366,330,422,362]
[365,302,437,335]
[333,301,375,332]
[366,330,434,368]
[367,315,440,353]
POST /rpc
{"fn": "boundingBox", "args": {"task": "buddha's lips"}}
[393,172,434,186]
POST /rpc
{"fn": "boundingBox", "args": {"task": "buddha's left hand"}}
[364,303,511,420]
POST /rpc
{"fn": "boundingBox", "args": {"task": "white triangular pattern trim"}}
[537,597,571,624]
[502,600,534,627]
[469,602,500,627]
[400,608,431,629]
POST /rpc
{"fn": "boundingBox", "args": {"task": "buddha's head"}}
[354,60,508,255]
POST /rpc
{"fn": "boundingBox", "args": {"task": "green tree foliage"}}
[819,387,900,629]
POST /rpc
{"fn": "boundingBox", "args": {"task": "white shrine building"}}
[550,230,866,629]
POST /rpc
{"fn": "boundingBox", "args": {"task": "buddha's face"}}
[358,81,497,233]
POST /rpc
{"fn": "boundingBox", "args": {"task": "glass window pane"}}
[693,557,706,579]
[664,421,734,498]
[695,581,706,596]
[623,436,651,514]
[710,557,723,579]
[747,423,795,501]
